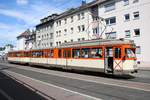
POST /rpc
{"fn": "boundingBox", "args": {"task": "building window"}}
[59,41,61,45]
[50,42,53,47]
[105,32,116,39]
[59,20,61,26]
[124,14,130,21]
[56,42,58,46]
[105,2,115,12]
[105,17,116,25]
[81,12,85,19]
[77,14,80,20]
[133,0,139,3]
[64,18,67,24]
[50,33,53,39]
[56,31,59,37]
[70,16,74,23]
[93,27,99,34]
[64,40,67,43]
[125,30,131,38]
[71,39,73,42]
[64,29,67,35]
[59,30,61,36]
[78,38,80,41]
[136,46,141,54]
[123,0,129,6]
[78,26,81,32]
[133,11,139,19]
[56,21,59,26]
[81,25,85,31]
[134,29,140,36]
[71,27,74,34]
[82,38,85,41]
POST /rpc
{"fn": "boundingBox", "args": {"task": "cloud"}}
[16,0,28,5]
[0,1,63,27]
[0,8,28,22]
[0,24,24,46]
[0,0,80,46]
[0,23,11,29]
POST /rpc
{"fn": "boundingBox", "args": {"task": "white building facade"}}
[16,29,34,50]
[53,0,150,67]
[17,36,27,50]
[97,0,150,66]
[54,9,91,46]
[36,14,58,49]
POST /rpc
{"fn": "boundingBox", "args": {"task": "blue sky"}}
[0,0,92,47]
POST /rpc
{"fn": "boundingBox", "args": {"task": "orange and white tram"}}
[8,39,138,75]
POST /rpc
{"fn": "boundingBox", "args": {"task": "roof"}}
[17,29,30,39]
[35,0,107,27]
[36,14,58,28]
[55,0,107,20]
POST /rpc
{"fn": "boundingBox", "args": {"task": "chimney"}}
[82,0,86,6]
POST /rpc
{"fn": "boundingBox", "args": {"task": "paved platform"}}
[139,67,150,71]
[0,71,46,100]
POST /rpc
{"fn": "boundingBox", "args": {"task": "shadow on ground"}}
[9,62,135,80]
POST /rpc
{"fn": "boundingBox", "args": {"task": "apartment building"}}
[25,30,36,50]
[96,0,150,66]
[17,29,30,50]
[53,1,106,47]
[17,29,36,50]
[35,14,58,49]
[52,0,150,66]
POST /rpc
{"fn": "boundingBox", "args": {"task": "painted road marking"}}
[8,64,150,92]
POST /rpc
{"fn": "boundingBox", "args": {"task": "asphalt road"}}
[0,69,46,100]
[0,62,150,100]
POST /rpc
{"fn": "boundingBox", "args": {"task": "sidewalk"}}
[2,70,100,100]
[138,63,150,71]
[139,67,150,71]
[0,70,46,100]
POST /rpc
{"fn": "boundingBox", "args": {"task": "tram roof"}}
[59,39,135,48]
[9,39,135,53]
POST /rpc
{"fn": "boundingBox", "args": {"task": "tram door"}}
[104,47,113,73]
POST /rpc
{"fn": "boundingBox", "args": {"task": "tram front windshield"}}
[125,48,136,58]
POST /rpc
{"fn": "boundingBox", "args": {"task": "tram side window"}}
[81,48,90,58]
[72,49,80,58]
[50,50,54,57]
[38,51,43,57]
[26,52,30,57]
[16,53,20,57]
[115,48,121,58]
[125,48,135,58]
[24,52,28,57]
[63,49,67,58]
[44,51,50,57]
[58,49,62,58]
[32,51,43,57]
[91,48,103,58]
[67,49,71,58]
[32,52,36,57]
